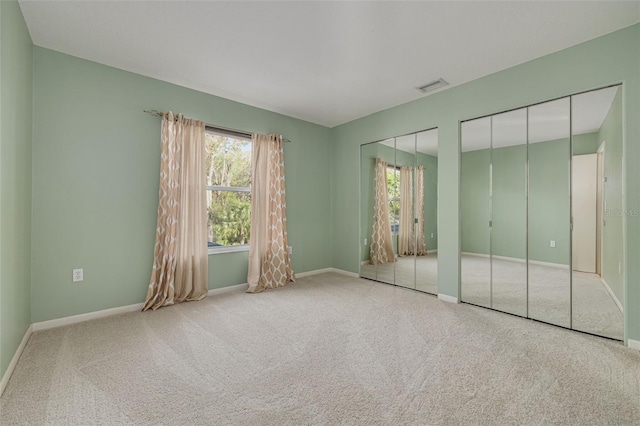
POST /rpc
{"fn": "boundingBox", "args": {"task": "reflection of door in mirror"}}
[573,154,597,273]
[459,86,624,341]
[571,85,623,340]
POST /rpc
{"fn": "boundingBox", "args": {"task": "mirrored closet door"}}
[360,129,439,294]
[460,85,624,340]
[491,108,528,317]
[570,86,624,339]
[527,98,571,328]
[460,118,491,307]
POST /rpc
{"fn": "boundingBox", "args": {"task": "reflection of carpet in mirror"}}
[461,255,623,340]
[360,253,437,295]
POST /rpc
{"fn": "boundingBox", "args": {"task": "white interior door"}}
[572,154,597,273]
[596,147,604,275]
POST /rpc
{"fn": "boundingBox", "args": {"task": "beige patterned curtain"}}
[143,112,208,311]
[415,165,427,256]
[398,166,415,256]
[370,158,395,265]
[247,133,295,293]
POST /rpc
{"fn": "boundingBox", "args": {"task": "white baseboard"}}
[32,302,144,332]
[330,268,360,278]
[296,267,359,278]
[529,259,569,269]
[207,282,249,296]
[296,268,334,278]
[599,278,623,313]
[491,254,525,263]
[438,293,459,304]
[462,252,490,258]
[0,324,33,397]
[628,339,640,351]
[427,249,438,254]
[462,252,569,269]
[33,283,250,332]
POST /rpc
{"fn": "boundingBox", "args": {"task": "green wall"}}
[461,149,491,256]
[31,48,333,323]
[573,132,599,155]
[332,24,639,343]
[600,88,624,303]
[461,139,577,265]
[359,143,438,262]
[459,131,600,264]
[529,139,571,265]
[492,144,527,260]
[0,0,33,379]
[461,144,528,260]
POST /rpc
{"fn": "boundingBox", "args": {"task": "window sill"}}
[208,245,250,255]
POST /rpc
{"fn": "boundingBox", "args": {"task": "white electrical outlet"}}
[431,233,434,238]
[288,246,293,255]
[363,238,368,246]
[72,268,84,282]
[550,240,556,248]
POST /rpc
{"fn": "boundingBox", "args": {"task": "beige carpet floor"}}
[2,272,639,425]
[460,255,624,340]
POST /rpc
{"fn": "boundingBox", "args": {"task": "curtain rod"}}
[144,110,291,143]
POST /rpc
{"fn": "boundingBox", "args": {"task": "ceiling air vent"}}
[417,78,448,93]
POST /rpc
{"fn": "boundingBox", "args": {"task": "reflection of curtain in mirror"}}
[370,158,395,264]
[399,166,415,256]
[415,165,427,256]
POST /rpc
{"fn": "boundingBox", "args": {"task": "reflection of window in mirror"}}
[387,166,400,235]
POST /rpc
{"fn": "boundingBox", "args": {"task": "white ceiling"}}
[381,128,439,157]
[461,86,619,152]
[19,1,639,128]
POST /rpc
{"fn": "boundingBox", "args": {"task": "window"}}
[387,166,400,234]
[205,130,252,253]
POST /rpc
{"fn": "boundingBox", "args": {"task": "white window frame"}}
[387,165,400,235]
[206,129,252,255]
